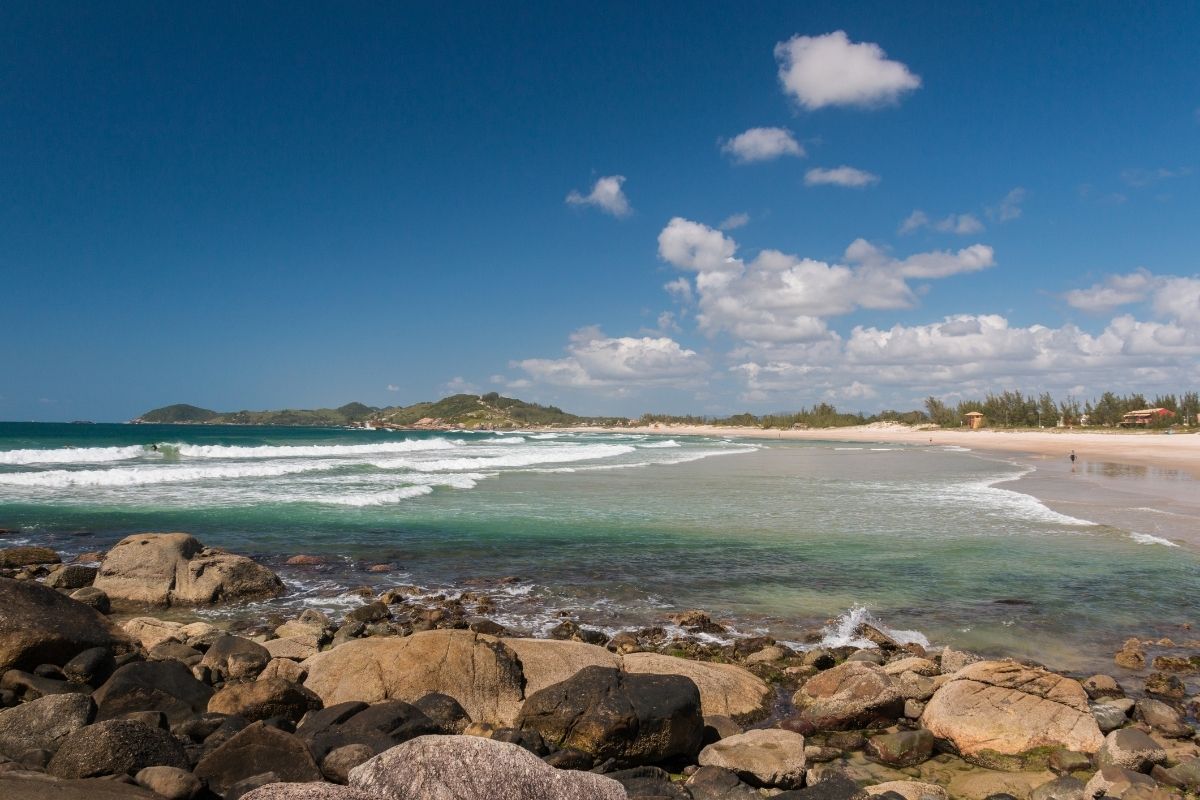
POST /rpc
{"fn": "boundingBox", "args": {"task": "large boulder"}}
[0,545,60,567]
[302,631,527,725]
[1097,728,1168,772]
[623,652,771,720]
[0,776,161,799]
[47,719,189,778]
[504,637,620,696]
[199,635,273,682]
[93,532,283,606]
[209,678,323,723]
[920,660,1104,768]
[517,665,703,765]
[0,692,95,758]
[791,661,903,731]
[299,700,442,761]
[92,660,212,724]
[244,787,380,800]
[0,577,133,672]
[194,721,323,795]
[347,734,627,799]
[697,728,807,789]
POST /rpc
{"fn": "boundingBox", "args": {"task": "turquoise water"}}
[2,422,1198,673]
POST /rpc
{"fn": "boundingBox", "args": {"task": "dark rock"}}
[0,547,61,568]
[47,719,189,778]
[148,642,202,665]
[198,635,271,682]
[607,765,690,798]
[0,578,132,673]
[866,729,934,767]
[412,692,471,734]
[1152,758,1200,790]
[685,765,759,800]
[1030,776,1087,800]
[46,565,98,590]
[543,748,594,769]
[295,701,369,739]
[62,647,116,687]
[344,602,389,625]
[93,660,212,725]
[1082,675,1124,700]
[193,721,322,795]
[0,693,95,759]
[518,665,704,765]
[226,772,282,800]
[469,619,506,636]
[68,587,111,614]
[492,726,548,755]
[1048,748,1092,775]
[0,775,162,799]
[33,664,65,679]
[775,774,867,800]
[1097,728,1167,772]
[208,678,322,723]
[1,669,88,701]
[172,712,228,742]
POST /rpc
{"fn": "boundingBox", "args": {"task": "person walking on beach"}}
[1069,450,1076,464]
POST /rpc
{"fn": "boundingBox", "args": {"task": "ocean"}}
[2,421,1198,673]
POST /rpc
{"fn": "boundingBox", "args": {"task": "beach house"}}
[1119,408,1175,427]
[963,411,985,429]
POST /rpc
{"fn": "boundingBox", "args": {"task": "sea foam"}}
[0,445,149,465]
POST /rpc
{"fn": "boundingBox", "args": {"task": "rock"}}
[227,772,284,800]
[920,660,1104,767]
[0,775,162,799]
[199,635,272,681]
[1135,699,1192,738]
[1097,729,1168,772]
[345,602,390,624]
[1115,640,1147,670]
[0,578,133,673]
[0,546,60,567]
[503,637,621,697]
[1049,749,1093,775]
[412,693,471,735]
[746,645,788,665]
[1144,672,1186,700]
[265,636,320,661]
[134,765,202,800]
[92,660,212,725]
[668,610,726,634]
[1153,758,1200,790]
[939,647,982,674]
[884,658,939,677]
[45,565,97,590]
[1094,702,1131,733]
[1032,776,1087,800]
[62,647,116,686]
[317,699,441,757]
[194,721,322,795]
[623,652,770,720]
[685,765,759,800]
[93,533,283,606]
[606,765,690,798]
[1083,675,1125,700]
[1084,766,1157,798]
[848,650,886,665]
[243,784,380,799]
[517,665,703,765]
[1151,655,1200,674]
[865,780,948,800]
[865,730,934,767]
[321,743,375,783]
[0,693,94,758]
[68,587,110,614]
[123,618,185,650]
[261,657,309,684]
[792,661,903,731]
[47,719,189,778]
[208,678,323,723]
[0,669,85,701]
[286,555,327,566]
[302,631,528,725]
[697,728,806,789]
[776,774,865,800]
[904,699,925,719]
[347,734,627,799]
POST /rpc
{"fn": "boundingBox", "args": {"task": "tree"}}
[924,396,959,427]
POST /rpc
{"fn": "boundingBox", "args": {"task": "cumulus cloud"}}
[1064,269,1156,312]
[657,218,995,345]
[900,210,984,235]
[442,376,480,395]
[718,212,750,231]
[566,175,631,217]
[775,31,921,110]
[515,327,709,389]
[805,166,879,188]
[721,127,804,163]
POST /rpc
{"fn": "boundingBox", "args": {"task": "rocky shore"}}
[1,534,1198,800]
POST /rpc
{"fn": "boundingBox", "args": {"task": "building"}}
[1120,408,1175,427]
[964,411,985,429]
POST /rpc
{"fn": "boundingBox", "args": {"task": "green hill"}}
[133,393,590,428]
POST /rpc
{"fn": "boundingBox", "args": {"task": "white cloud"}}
[663,276,695,304]
[1064,269,1156,312]
[386,384,400,392]
[441,376,480,395]
[719,212,751,231]
[775,31,921,110]
[1120,167,1191,188]
[987,187,1026,222]
[900,210,984,235]
[721,127,804,163]
[805,166,879,188]
[515,327,709,389]
[657,218,995,345]
[566,175,631,217]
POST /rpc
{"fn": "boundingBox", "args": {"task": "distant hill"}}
[133,393,598,429]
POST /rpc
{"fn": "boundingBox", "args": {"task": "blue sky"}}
[2,2,1198,421]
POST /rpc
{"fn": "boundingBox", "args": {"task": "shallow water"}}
[2,422,1198,674]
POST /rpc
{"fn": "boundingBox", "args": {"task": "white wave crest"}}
[169,439,458,459]
[0,461,333,488]
[0,445,149,465]
[316,485,435,506]
[637,440,681,449]
[817,606,930,650]
[369,443,637,472]
[1129,532,1179,547]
